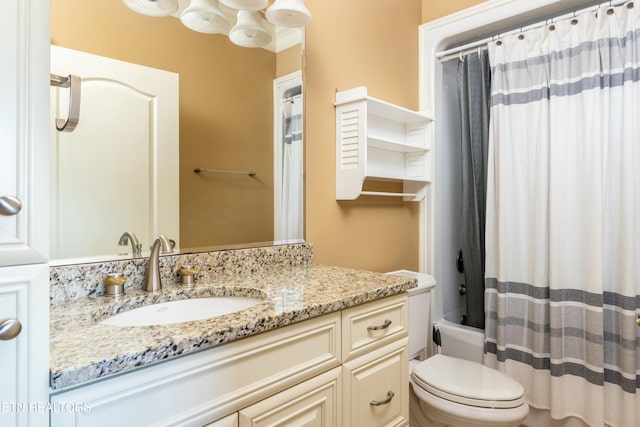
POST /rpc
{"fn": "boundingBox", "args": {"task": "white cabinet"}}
[0,1,50,426]
[50,313,341,427]
[342,294,409,427]
[50,295,410,427]
[0,0,49,266]
[335,87,433,201]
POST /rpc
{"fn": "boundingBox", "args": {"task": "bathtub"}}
[433,317,485,363]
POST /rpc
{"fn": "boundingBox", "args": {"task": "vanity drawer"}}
[341,293,408,362]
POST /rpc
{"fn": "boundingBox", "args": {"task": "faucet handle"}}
[118,231,141,257]
[160,238,176,254]
[104,273,126,296]
[179,265,196,285]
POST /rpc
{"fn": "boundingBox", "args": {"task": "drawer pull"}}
[367,319,392,331]
[370,390,394,406]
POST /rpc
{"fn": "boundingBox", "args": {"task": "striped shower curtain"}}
[278,95,303,241]
[484,2,640,426]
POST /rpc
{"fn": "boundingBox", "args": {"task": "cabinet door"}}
[343,339,408,427]
[239,367,342,427]
[0,265,49,427]
[0,0,49,266]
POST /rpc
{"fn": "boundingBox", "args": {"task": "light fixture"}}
[265,0,311,28]
[229,10,272,48]
[123,0,179,17]
[219,0,268,12]
[122,0,311,49]
[180,0,230,34]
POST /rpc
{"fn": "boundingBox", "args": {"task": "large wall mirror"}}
[50,0,304,264]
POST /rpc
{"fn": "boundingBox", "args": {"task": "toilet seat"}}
[411,354,525,409]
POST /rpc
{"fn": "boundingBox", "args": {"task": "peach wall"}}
[303,0,486,272]
[303,0,422,272]
[276,44,303,78]
[421,0,487,23]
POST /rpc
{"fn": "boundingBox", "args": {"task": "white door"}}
[50,46,179,260]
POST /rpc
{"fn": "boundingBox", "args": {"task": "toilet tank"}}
[386,270,435,360]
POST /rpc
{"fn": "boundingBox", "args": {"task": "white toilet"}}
[388,270,529,427]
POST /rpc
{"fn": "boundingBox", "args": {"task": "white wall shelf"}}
[335,87,433,201]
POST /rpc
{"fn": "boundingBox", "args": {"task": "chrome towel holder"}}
[50,73,81,132]
[194,168,257,177]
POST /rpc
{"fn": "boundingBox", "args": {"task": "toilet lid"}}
[411,354,526,409]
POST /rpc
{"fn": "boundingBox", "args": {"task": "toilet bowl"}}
[410,354,529,427]
[386,270,529,427]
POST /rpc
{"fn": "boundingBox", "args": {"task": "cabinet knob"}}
[370,390,395,406]
[0,318,22,341]
[0,195,22,216]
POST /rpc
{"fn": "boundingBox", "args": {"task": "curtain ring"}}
[459,51,465,62]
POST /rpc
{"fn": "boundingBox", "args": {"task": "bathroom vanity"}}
[49,245,415,427]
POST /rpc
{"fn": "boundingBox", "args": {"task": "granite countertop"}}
[50,264,416,391]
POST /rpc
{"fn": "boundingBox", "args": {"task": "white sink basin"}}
[101,296,263,327]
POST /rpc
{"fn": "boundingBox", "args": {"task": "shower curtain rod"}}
[436,0,629,62]
[282,93,302,103]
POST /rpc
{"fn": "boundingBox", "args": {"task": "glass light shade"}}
[123,0,179,17]
[219,0,268,12]
[229,10,272,48]
[265,0,311,28]
[181,0,230,34]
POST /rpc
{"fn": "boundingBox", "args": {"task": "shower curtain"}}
[457,51,491,329]
[484,3,640,426]
[278,95,303,240]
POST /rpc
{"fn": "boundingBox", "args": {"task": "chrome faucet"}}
[118,231,142,257]
[141,235,172,293]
